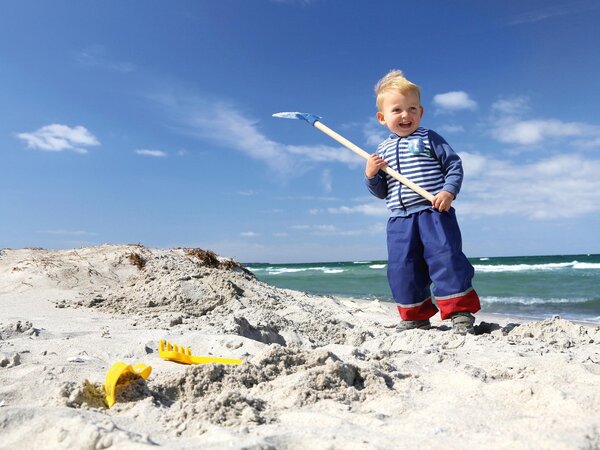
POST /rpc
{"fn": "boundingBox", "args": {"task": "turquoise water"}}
[247,254,600,324]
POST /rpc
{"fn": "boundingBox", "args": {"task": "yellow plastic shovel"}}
[104,361,152,408]
[159,339,242,366]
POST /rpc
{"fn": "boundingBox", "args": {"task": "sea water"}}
[247,254,600,324]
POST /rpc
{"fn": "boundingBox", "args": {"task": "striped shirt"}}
[365,127,464,217]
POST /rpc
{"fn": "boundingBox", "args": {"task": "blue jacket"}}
[365,127,464,217]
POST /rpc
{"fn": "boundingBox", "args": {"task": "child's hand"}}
[366,154,387,178]
[432,190,454,212]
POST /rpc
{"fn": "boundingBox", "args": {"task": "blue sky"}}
[2,0,600,263]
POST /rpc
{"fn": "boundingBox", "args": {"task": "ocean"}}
[247,254,600,324]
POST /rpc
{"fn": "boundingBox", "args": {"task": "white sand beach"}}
[1,245,599,449]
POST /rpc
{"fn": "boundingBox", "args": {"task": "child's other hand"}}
[366,154,387,178]
[432,190,454,212]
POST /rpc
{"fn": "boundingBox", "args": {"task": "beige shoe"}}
[397,319,431,331]
[451,312,475,335]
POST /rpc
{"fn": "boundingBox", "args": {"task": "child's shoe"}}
[451,312,475,335]
[397,319,431,331]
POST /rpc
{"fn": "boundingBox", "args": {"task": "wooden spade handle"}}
[313,121,435,203]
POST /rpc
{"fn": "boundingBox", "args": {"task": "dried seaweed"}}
[127,252,146,269]
[184,248,248,272]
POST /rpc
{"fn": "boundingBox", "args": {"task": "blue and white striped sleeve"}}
[365,171,388,199]
[428,130,463,197]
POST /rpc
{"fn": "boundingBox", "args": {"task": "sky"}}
[1,0,600,263]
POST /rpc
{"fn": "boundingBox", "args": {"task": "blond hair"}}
[374,70,421,110]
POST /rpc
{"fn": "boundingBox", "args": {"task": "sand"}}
[1,244,599,449]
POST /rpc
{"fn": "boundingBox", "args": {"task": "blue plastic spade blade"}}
[272,112,321,125]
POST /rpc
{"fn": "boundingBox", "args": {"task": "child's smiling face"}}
[377,90,424,137]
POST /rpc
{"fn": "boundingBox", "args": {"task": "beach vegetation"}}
[184,247,251,274]
[127,252,147,269]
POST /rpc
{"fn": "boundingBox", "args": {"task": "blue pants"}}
[387,208,480,320]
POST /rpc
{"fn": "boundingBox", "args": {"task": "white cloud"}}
[241,231,259,237]
[289,222,383,237]
[439,124,465,134]
[75,45,135,73]
[582,137,600,148]
[313,225,337,232]
[321,169,332,193]
[276,195,339,202]
[491,119,593,145]
[507,2,600,26]
[17,124,100,154]
[285,143,359,166]
[290,224,337,231]
[327,202,388,217]
[135,149,167,157]
[153,94,361,177]
[458,152,488,176]
[433,91,477,112]
[487,96,600,146]
[363,117,388,147]
[491,96,530,116]
[314,151,600,221]
[458,152,600,219]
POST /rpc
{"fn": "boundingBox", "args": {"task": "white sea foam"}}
[481,296,589,305]
[266,266,345,275]
[479,257,490,261]
[353,261,372,264]
[267,268,309,275]
[473,261,592,273]
[573,262,600,269]
[369,264,387,269]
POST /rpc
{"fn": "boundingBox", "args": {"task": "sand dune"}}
[1,245,599,449]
